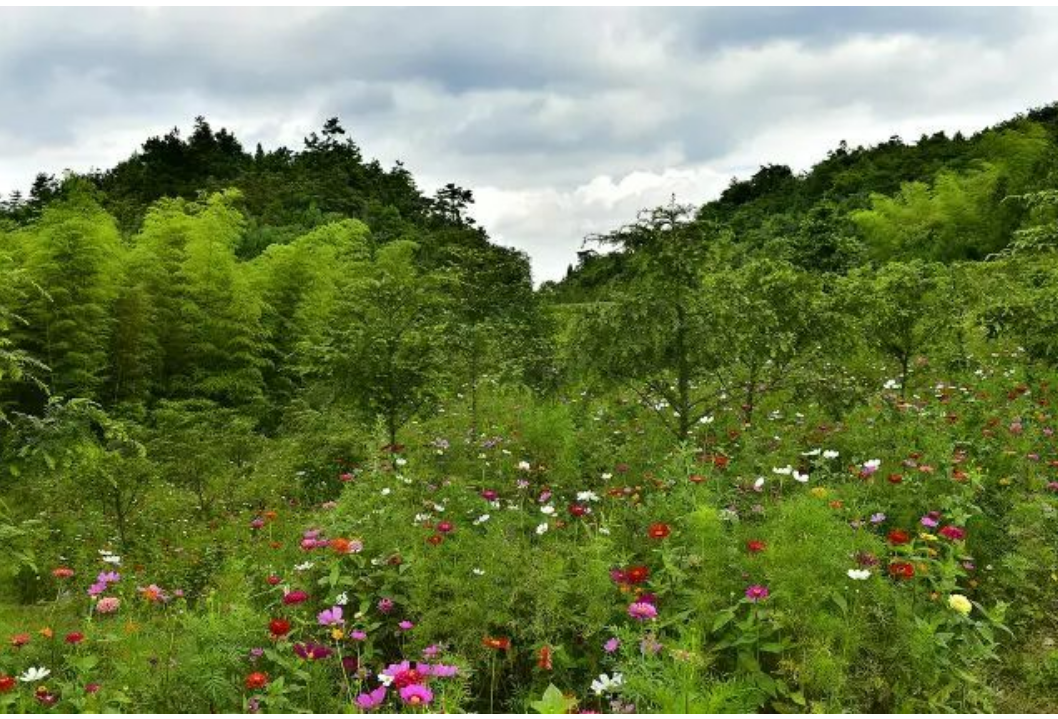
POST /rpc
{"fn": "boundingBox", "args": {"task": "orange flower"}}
[39,627,53,639]
[483,636,511,651]
[245,671,269,690]
[647,523,671,540]
[537,645,553,671]
[10,633,29,649]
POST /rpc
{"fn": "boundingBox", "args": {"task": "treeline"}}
[548,103,1058,300]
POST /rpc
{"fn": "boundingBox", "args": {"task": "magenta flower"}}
[293,642,333,660]
[398,620,414,631]
[745,584,770,602]
[377,597,395,614]
[351,629,367,641]
[317,606,343,626]
[422,644,440,659]
[355,685,387,710]
[939,525,966,541]
[603,637,620,653]
[480,489,498,502]
[399,684,433,706]
[282,590,309,605]
[628,601,658,621]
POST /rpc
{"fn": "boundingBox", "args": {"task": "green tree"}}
[17,185,121,402]
[309,240,451,448]
[575,201,725,441]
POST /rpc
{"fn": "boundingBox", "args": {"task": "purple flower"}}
[293,642,333,660]
[317,606,343,626]
[377,597,395,614]
[351,629,367,641]
[422,644,440,659]
[745,584,770,602]
[603,637,620,654]
[355,685,387,710]
[87,582,107,597]
[920,515,939,528]
[870,512,886,524]
[397,620,414,632]
[399,684,433,706]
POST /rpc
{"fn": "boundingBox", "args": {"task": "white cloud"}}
[1,7,1057,283]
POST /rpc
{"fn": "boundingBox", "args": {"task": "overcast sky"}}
[2,7,1058,282]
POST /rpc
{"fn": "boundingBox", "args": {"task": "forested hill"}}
[545,102,1058,301]
[0,116,516,267]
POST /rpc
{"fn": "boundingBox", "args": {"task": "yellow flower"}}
[810,487,828,499]
[998,477,1012,486]
[948,594,972,616]
[919,532,938,542]
[331,628,344,641]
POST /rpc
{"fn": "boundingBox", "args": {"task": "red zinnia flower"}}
[888,561,915,580]
[887,473,903,485]
[647,523,671,540]
[568,504,588,517]
[266,574,282,586]
[269,618,291,637]
[426,534,444,545]
[939,525,966,541]
[282,590,309,605]
[887,529,910,545]
[245,672,269,690]
[537,645,553,671]
[482,636,511,651]
[65,632,85,645]
[0,676,15,693]
[437,521,454,534]
[625,565,650,584]
[746,539,767,554]
[10,633,29,649]
[51,567,75,580]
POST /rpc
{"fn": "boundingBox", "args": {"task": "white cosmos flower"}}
[535,523,549,535]
[394,457,407,466]
[801,448,821,457]
[336,592,349,605]
[378,672,395,687]
[598,527,610,535]
[101,553,121,565]
[864,459,882,471]
[772,466,793,476]
[380,488,391,496]
[473,514,490,525]
[294,562,315,572]
[793,471,809,483]
[753,477,766,490]
[472,568,485,576]
[577,491,600,503]
[590,672,624,695]
[699,415,714,424]
[518,461,531,471]
[19,667,50,683]
[823,450,840,459]
[847,569,872,580]
[600,473,612,481]
[540,505,556,516]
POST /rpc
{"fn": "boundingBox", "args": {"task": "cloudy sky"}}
[2,7,1058,282]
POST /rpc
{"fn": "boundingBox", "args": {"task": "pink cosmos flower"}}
[317,606,343,626]
[351,630,367,641]
[628,602,658,621]
[603,637,620,653]
[398,620,414,631]
[399,684,433,706]
[355,685,387,710]
[745,584,770,602]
